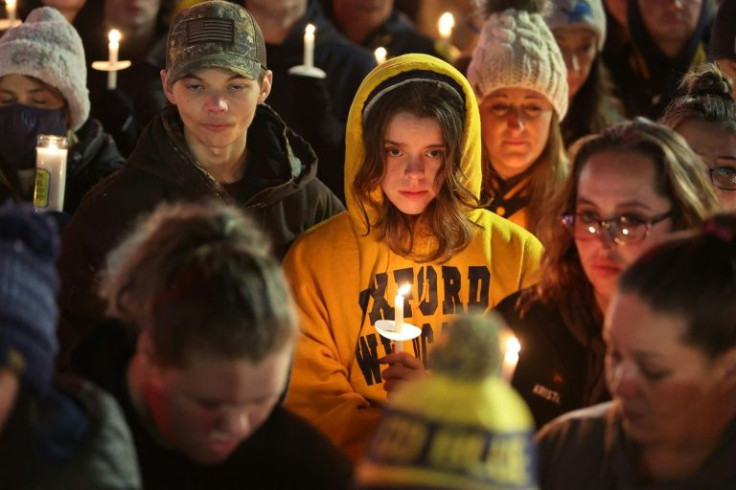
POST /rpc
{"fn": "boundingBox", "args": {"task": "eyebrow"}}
[487,94,545,101]
[576,197,655,211]
[181,73,252,82]
[384,139,445,147]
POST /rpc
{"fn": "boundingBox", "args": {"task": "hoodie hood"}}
[343,53,483,234]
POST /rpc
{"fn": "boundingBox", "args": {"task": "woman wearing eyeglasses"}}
[494,118,718,429]
[660,63,736,211]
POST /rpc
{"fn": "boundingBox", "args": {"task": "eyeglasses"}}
[698,155,736,191]
[561,211,672,245]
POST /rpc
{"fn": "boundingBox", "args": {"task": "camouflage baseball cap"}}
[166,1,267,85]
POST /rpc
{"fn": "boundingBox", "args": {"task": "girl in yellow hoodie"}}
[283,53,542,460]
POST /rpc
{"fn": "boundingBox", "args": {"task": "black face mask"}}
[0,104,67,171]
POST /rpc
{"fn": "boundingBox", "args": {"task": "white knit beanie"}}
[544,0,607,51]
[467,5,568,120]
[0,7,90,130]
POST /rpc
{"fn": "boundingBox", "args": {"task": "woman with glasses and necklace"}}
[494,117,718,429]
[538,213,736,489]
[661,63,736,211]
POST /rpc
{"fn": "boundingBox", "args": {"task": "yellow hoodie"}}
[283,54,543,460]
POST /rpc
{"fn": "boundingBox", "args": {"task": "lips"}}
[203,123,231,132]
[591,258,622,276]
[399,190,429,200]
[208,437,239,455]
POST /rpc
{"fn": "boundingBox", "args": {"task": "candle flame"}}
[397,284,411,296]
[506,336,521,354]
[305,23,316,36]
[438,12,455,39]
[373,46,387,64]
[108,29,122,44]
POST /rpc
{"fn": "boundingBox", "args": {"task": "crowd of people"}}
[0,0,735,488]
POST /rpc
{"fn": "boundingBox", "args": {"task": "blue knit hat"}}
[0,201,60,396]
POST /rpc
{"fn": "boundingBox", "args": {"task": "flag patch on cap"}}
[186,18,234,44]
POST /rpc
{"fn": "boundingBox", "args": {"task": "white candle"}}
[107,29,121,90]
[374,46,387,65]
[34,135,69,212]
[5,0,15,23]
[501,335,521,382]
[438,12,455,42]
[393,284,411,352]
[303,23,315,68]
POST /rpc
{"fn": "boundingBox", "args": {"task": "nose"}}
[564,52,580,74]
[205,91,228,113]
[404,155,426,180]
[218,407,251,440]
[506,106,524,131]
[608,361,640,400]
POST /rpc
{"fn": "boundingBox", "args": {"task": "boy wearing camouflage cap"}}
[57,1,343,362]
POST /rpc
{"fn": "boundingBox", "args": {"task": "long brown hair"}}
[483,112,568,236]
[524,118,718,328]
[352,78,480,263]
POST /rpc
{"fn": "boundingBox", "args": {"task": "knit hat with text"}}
[0,7,90,130]
[544,0,607,51]
[355,313,537,490]
[467,0,568,120]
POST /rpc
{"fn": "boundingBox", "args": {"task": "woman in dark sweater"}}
[495,118,717,428]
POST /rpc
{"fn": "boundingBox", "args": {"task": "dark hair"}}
[353,78,480,263]
[101,201,296,366]
[525,118,718,328]
[619,213,736,358]
[660,63,736,132]
[561,57,622,147]
[475,0,545,17]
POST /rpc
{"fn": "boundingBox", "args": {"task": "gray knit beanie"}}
[0,7,90,130]
[467,1,568,120]
[544,0,607,51]
[709,0,736,61]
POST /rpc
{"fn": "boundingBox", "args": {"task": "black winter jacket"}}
[57,104,343,361]
[495,289,609,429]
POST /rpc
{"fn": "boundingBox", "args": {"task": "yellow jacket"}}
[283,54,543,460]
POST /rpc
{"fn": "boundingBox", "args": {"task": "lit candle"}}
[303,23,315,68]
[438,12,455,42]
[393,284,411,352]
[34,135,69,212]
[5,0,15,24]
[501,335,521,382]
[107,29,121,90]
[374,46,387,65]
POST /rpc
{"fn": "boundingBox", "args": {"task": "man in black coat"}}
[57,1,343,367]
